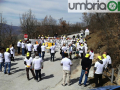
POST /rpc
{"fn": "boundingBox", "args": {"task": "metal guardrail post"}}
[111,68,114,84]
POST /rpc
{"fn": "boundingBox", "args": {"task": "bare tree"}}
[20,9,38,38]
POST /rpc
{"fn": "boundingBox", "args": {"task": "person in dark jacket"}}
[37,43,41,58]
[78,54,92,87]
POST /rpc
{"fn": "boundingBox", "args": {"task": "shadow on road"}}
[13,69,25,73]
[70,77,79,85]
[44,57,50,61]
[54,58,61,62]
[11,67,19,70]
[11,63,18,66]
[42,74,54,80]
[14,58,24,61]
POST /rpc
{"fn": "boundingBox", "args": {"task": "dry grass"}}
[86,30,119,86]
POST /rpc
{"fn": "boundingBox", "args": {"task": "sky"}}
[0,0,83,26]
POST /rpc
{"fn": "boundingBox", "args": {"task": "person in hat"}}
[41,43,47,60]
[78,54,92,87]
[102,54,108,69]
[94,56,104,87]
[61,53,73,86]
[24,52,35,80]
[4,48,11,75]
[103,52,112,69]
[17,40,22,54]
[27,41,33,57]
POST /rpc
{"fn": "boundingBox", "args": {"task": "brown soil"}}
[86,31,118,86]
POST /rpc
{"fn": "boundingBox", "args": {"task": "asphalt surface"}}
[0,33,94,90]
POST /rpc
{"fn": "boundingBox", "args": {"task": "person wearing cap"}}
[78,54,92,87]
[4,48,11,75]
[94,56,104,87]
[32,52,43,82]
[61,53,73,86]
[24,52,35,80]
[103,52,112,69]
[41,43,47,60]
[102,54,108,69]
[27,41,33,57]
[50,43,56,62]
[38,35,40,39]
[17,40,22,54]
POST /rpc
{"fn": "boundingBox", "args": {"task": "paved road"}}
[0,33,94,90]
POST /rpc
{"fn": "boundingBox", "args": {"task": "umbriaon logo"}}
[68,0,120,13]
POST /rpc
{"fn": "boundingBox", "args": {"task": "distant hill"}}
[0,23,21,35]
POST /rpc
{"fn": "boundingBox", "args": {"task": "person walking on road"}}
[32,52,43,82]
[50,43,56,62]
[41,43,47,60]
[94,56,104,87]
[61,44,67,58]
[61,53,73,86]
[10,44,15,61]
[78,54,92,87]
[17,40,22,54]
[24,52,35,80]
[21,41,26,56]
[33,42,39,55]
[0,48,3,72]
[37,43,42,58]
[69,44,73,60]
[27,41,33,57]
[4,48,11,75]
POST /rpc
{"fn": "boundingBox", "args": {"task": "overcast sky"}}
[0,0,83,26]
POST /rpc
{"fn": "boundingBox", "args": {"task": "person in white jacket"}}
[89,48,94,62]
[50,43,56,62]
[4,48,11,75]
[85,28,90,37]
[32,52,43,82]
[21,41,26,56]
[17,40,22,54]
[41,43,47,60]
[10,44,15,61]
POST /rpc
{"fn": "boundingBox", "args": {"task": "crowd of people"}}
[0,28,112,88]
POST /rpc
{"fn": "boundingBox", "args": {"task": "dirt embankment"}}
[86,30,118,86]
